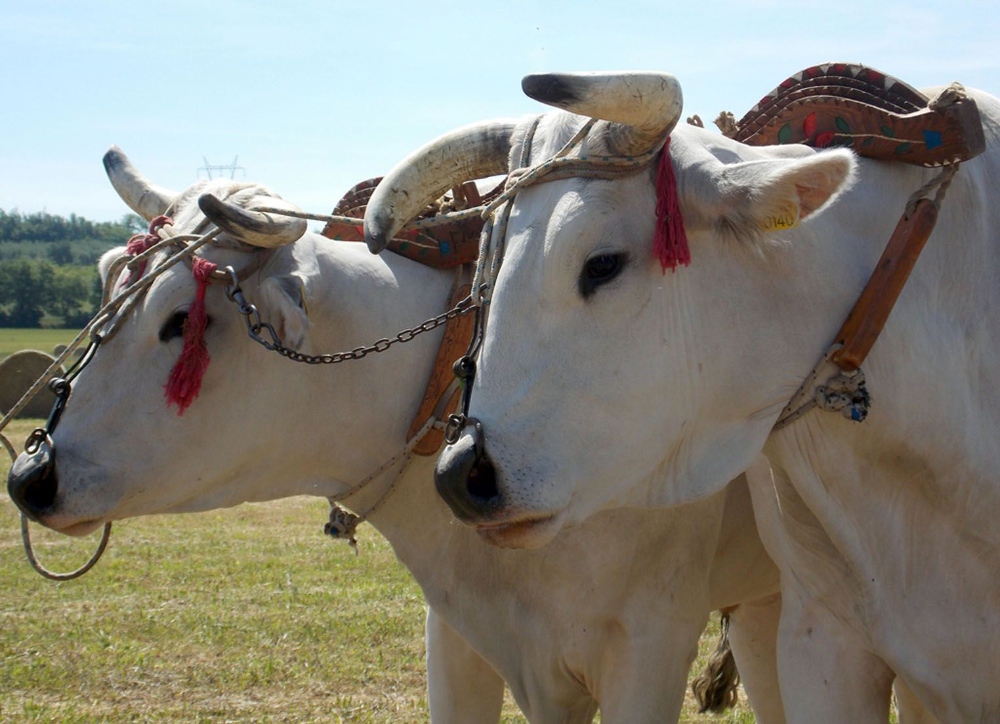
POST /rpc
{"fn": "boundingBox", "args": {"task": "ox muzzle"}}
[8,437,58,522]
[7,370,76,523]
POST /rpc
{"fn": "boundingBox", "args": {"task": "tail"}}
[691,611,741,713]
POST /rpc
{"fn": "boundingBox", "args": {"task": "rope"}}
[249,204,488,232]
[2,425,113,580]
[324,417,439,553]
[20,515,112,581]
[905,164,958,217]
[469,116,665,302]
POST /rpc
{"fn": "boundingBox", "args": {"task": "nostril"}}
[435,430,502,522]
[467,457,498,501]
[23,467,58,511]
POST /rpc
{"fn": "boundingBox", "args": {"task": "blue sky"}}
[3,0,999,222]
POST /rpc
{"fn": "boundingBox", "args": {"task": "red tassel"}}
[165,257,218,415]
[653,137,690,273]
[123,215,173,285]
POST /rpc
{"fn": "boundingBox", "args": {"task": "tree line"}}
[0,209,144,328]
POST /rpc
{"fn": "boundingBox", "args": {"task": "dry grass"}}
[2,419,754,723]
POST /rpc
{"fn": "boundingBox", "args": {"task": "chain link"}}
[224,267,477,365]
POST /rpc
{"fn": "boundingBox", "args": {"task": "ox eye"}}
[159,311,188,342]
[579,252,627,298]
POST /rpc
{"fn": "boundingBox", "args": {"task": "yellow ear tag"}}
[759,201,800,232]
[298,280,310,318]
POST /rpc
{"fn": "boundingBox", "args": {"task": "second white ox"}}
[363,71,1000,721]
[7,149,787,722]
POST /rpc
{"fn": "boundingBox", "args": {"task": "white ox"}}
[6,149,790,722]
[362,71,998,721]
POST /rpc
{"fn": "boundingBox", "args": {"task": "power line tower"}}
[197,156,246,180]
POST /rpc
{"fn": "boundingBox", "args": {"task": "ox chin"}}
[474,513,562,549]
[36,514,107,538]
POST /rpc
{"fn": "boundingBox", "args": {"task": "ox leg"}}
[425,607,505,724]
[745,456,894,723]
[894,677,941,724]
[776,588,895,723]
[726,592,785,724]
[596,614,705,724]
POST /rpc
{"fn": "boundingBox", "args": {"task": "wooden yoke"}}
[734,63,985,166]
[322,177,500,267]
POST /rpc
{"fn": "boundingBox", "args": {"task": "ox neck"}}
[342,453,454,553]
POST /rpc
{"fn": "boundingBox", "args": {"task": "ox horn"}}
[364,119,518,254]
[198,193,308,248]
[521,71,683,156]
[102,146,178,221]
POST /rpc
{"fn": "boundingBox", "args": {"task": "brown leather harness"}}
[733,64,986,425]
[322,178,501,454]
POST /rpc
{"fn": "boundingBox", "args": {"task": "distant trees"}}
[0,209,141,244]
[0,209,139,328]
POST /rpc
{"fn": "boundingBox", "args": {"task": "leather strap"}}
[407,281,475,455]
[829,199,940,371]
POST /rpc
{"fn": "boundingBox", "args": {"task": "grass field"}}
[0,417,756,723]
[0,329,81,363]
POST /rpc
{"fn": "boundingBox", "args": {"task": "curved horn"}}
[364,119,517,254]
[521,71,683,155]
[198,193,307,248]
[102,146,178,221]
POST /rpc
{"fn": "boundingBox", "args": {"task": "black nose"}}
[434,425,501,522]
[7,439,58,521]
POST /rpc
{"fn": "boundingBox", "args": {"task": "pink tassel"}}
[653,137,690,273]
[165,257,218,415]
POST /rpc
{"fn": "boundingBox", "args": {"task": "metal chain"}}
[223,265,477,364]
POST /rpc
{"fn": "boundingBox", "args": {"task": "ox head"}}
[7,148,442,535]
[365,71,857,548]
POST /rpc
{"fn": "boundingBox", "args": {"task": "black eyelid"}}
[159,310,189,343]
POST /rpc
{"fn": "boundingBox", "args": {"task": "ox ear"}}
[719,149,856,240]
[98,246,127,286]
[257,274,310,351]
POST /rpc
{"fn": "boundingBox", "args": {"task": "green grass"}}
[1,418,755,722]
[0,329,81,362]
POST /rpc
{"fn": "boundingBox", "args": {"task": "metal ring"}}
[20,515,112,581]
[3,432,112,581]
